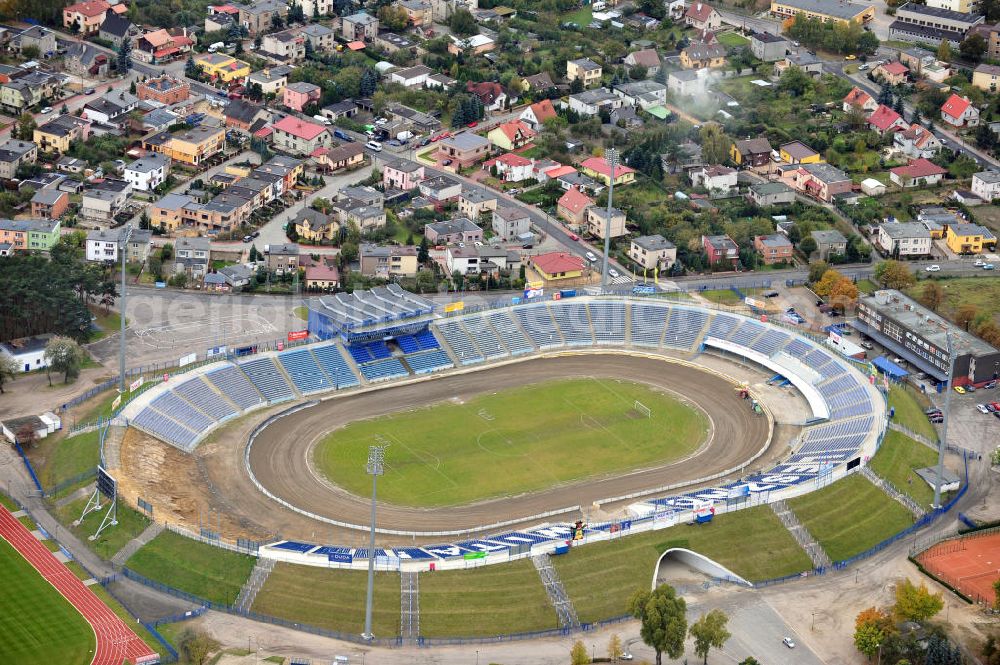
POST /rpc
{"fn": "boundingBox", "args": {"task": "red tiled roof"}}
[941,93,971,120]
[65,0,109,17]
[110,4,128,13]
[580,156,636,177]
[347,40,366,50]
[497,153,532,167]
[867,104,903,131]
[544,165,576,179]
[466,81,504,105]
[306,263,340,282]
[880,61,909,76]
[558,187,594,214]
[254,126,273,138]
[273,116,328,140]
[527,99,556,124]
[532,251,585,275]
[211,4,240,13]
[844,87,872,107]
[685,1,717,22]
[494,120,536,142]
[890,158,946,178]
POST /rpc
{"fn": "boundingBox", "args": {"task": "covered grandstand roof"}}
[309,284,436,337]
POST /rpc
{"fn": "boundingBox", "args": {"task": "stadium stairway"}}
[400,571,419,642]
[770,500,833,570]
[101,424,127,472]
[233,363,269,403]
[507,309,539,351]
[235,556,275,613]
[531,553,580,629]
[686,312,714,354]
[859,466,927,518]
[201,376,245,412]
[111,523,164,567]
[334,340,369,385]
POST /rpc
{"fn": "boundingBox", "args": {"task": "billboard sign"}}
[328,552,353,564]
[287,330,308,342]
[111,394,122,411]
[129,378,143,393]
[178,353,196,367]
[745,297,764,310]
[444,301,465,313]
[727,484,750,499]
[96,465,117,500]
[207,345,227,359]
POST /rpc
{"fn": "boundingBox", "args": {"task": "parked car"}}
[609,268,621,278]
[985,381,997,390]
[568,233,579,241]
[763,290,779,297]
[929,415,944,423]
[442,159,453,166]
[40,106,52,114]
[783,637,795,649]
[861,341,874,350]
[977,404,990,414]
[984,264,996,270]
[954,386,966,394]
[967,384,977,392]
[585,251,598,262]
[365,140,382,152]
[925,264,941,272]
[242,234,252,242]
[83,87,95,95]
[985,403,997,412]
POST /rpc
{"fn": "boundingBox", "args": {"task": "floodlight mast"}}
[362,444,386,640]
[601,148,618,293]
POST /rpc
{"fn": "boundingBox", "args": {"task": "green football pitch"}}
[313,377,709,507]
[0,537,95,665]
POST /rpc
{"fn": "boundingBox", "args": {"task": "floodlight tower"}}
[118,225,133,395]
[601,148,618,293]
[933,331,954,509]
[362,444,386,640]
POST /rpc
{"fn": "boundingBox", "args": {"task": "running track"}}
[0,506,158,665]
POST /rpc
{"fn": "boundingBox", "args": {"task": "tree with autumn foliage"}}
[854,607,895,660]
[874,260,916,290]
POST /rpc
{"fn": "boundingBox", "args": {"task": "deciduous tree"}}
[608,633,624,662]
[690,609,730,664]
[43,336,85,385]
[919,281,944,311]
[894,579,944,622]
[628,584,687,665]
[874,260,916,290]
[0,355,17,394]
[570,640,589,665]
[956,304,979,331]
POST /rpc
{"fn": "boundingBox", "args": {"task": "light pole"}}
[933,331,954,509]
[601,148,618,293]
[118,225,133,395]
[362,444,386,640]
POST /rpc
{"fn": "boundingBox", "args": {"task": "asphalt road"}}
[241,355,772,540]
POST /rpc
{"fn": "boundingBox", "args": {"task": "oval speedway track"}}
[247,354,770,534]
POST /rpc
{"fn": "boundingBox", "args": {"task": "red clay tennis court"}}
[916,531,1000,606]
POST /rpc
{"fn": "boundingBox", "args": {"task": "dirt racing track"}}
[115,352,783,546]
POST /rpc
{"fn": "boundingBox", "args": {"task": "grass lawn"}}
[905,276,1000,330]
[563,5,592,25]
[292,305,309,321]
[0,492,18,510]
[252,564,400,637]
[552,506,812,624]
[857,279,878,295]
[870,430,938,509]
[788,474,915,562]
[89,307,125,342]
[36,430,100,492]
[313,378,708,507]
[888,385,937,442]
[55,498,150,561]
[717,31,749,47]
[698,289,742,305]
[125,530,256,606]
[420,559,557,637]
[0,537,95,665]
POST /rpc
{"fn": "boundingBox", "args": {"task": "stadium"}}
[106,286,891,641]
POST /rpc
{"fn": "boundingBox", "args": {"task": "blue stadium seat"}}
[588,301,626,343]
[550,303,593,346]
[435,320,484,365]
[462,316,507,359]
[278,348,332,394]
[205,365,264,409]
[406,349,453,374]
[239,357,295,402]
[487,311,534,354]
[174,377,237,420]
[631,303,668,347]
[311,344,360,388]
[360,358,409,382]
[663,308,709,349]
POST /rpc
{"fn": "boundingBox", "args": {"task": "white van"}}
[593,1,607,9]
[208,41,225,53]
[312,114,332,126]
[365,140,383,152]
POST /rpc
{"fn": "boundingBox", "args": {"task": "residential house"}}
[610,106,643,128]
[298,23,336,51]
[668,69,705,97]
[586,206,627,239]
[294,208,336,242]
[0,139,37,179]
[753,233,794,264]
[63,43,110,79]
[225,99,270,133]
[63,0,109,35]
[685,2,722,30]
[359,244,419,277]
[811,229,848,260]
[340,12,379,41]
[690,165,738,195]
[893,123,942,159]
[298,0,333,18]
[530,252,585,283]
[878,222,932,256]
[458,189,497,220]
[779,141,822,164]
[730,137,772,169]
[311,143,365,172]
[487,120,536,151]
[624,48,662,76]
[83,90,138,126]
[629,235,676,271]
[282,82,321,112]
[137,75,190,105]
[0,219,61,252]
[492,206,531,241]
[142,125,225,166]
[843,86,878,113]
[557,187,594,227]
[98,14,137,46]
[520,72,556,94]
[567,88,622,116]
[437,133,491,167]
[785,162,853,202]
[612,80,667,109]
[445,246,483,275]
[566,58,603,88]
[390,65,434,88]
[973,63,1000,92]
[246,67,290,97]
[941,93,979,127]
[133,28,193,64]
[749,181,796,206]
[175,237,211,278]
[399,0,433,24]
[13,26,56,55]
[0,69,60,114]
[123,154,170,192]
[945,222,990,253]
[264,243,299,273]
[30,189,69,220]
[271,116,333,155]
[873,61,910,85]
[424,217,482,244]
[680,42,727,69]
[261,28,306,62]
[774,51,824,76]
[33,115,91,155]
[702,234,739,267]
[383,159,424,191]
[750,31,790,61]
[193,53,251,84]
[580,156,636,186]
[972,170,1000,201]
[86,227,152,263]
[465,81,507,113]
[867,104,908,134]
[425,73,458,90]
[487,153,533,182]
[418,175,462,203]
[80,182,130,227]
[235,0,289,35]
[304,263,340,291]
[889,158,947,188]
[448,33,496,56]
[519,99,557,130]
[320,100,358,122]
